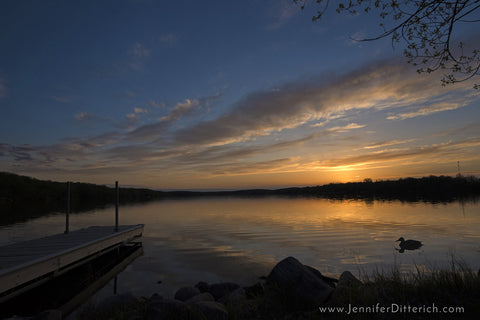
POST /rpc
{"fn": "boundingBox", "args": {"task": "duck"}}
[396,237,422,251]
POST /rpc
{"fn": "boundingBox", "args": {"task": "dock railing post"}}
[115,181,119,232]
[65,181,70,234]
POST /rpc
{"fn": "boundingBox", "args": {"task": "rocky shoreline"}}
[77,256,344,320]
[6,256,479,319]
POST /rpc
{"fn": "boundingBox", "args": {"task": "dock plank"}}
[0,224,143,296]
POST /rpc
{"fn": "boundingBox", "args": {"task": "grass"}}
[311,256,480,319]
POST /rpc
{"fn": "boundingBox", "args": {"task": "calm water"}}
[1,197,480,305]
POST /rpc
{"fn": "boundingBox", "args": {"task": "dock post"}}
[65,181,70,234]
[115,181,119,232]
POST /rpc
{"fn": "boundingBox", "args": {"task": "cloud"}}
[2,58,479,186]
[133,42,151,59]
[51,95,71,103]
[316,139,480,169]
[147,100,166,108]
[363,139,416,150]
[267,0,299,30]
[129,42,151,71]
[75,112,94,121]
[125,90,135,98]
[1,132,121,167]
[173,60,457,147]
[126,113,139,126]
[0,144,34,161]
[126,94,220,142]
[137,122,367,175]
[158,99,199,122]
[134,107,148,114]
[126,99,199,142]
[387,101,468,120]
[435,122,480,137]
[159,33,179,46]
[327,123,365,132]
[203,158,296,176]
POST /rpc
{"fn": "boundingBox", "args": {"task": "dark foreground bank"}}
[8,256,479,320]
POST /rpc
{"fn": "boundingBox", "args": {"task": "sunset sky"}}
[1,1,479,190]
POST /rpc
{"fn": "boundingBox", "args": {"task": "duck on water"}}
[396,237,423,253]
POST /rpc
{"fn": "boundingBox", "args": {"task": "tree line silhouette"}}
[1,171,479,225]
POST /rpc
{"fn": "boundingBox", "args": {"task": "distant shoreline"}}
[1,171,479,225]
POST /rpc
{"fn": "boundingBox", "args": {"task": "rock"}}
[146,298,197,320]
[244,282,264,299]
[185,292,215,304]
[189,301,228,320]
[218,287,246,305]
[174,286,201,302]
[194,281,209,293]
[220,287,259,319]
[328,271,362,304]
[267,256,334,308]
[338,271,362,287]
[304,265,338,288]
[208,282,241,300]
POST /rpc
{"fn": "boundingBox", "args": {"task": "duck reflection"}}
[395,237,423,253]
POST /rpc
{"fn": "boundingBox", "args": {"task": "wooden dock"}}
[0,224,144,301]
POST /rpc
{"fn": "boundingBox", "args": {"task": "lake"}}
[1,196,479,306]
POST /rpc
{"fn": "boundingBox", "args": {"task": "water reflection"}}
[1,197,479,302]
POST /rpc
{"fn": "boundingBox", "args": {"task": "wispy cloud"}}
[51,95,71,103]
[126,94,220,142]
[133,42,151,59]
[317,139,480,169]
[435,122,480,137]
[159,33,179,47]
[266,0,299,30]
[2,59,479,186]
[134,107,148,114]
[129,42,151,71]
[363,139,416,150]
[75,112,95,122]
[387,101,468,120]
[173,61,464,147]
[0,144,34,161]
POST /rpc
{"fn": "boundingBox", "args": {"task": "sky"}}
[1,0,479,190]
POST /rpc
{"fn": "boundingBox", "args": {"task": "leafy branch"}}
[294,0,480,88]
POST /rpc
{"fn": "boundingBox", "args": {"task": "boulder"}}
[304,265,338,288]
[328,271,362,304]
[267,256,334,308]
[190,301,228,320]
[194,281,209,293]
[208,282,240,300]
[174,286,201,302]
[146,297,196,320]
[244,281,264,299]
[219,287,259,319]
[338,271,362,287]
[185,292,215,304]
[218,287,246,305]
